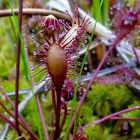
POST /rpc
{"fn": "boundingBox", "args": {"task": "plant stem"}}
[0,87,38,139]
[52,87,57,117]
[0,8,69,20]
[103,0,110,27]
[54,87,62,140]
[0,100,38,139]
[110,117,140,121]
[36,94,50,140]
[60,98,67,132]
[0,114,16,129]
[1,87,28,127]
[83,106,140,129]
[49,110,55,139]
[15,0,23,136]
[92,0,103,23]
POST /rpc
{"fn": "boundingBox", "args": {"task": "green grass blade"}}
[92,0,103,23]
[103,0,110,27]
[5,0,29,81]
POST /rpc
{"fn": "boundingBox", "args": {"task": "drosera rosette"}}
[31,13,89,89]
[108,2,140,68]
[111,2,140,47]
[112,3,140,36]
[30,6,89,139]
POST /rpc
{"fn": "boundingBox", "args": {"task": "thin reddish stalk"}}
[110,117,140,121]
[15,0,23,136]
[49,110,54,139]
[0,86,15,108]
[1,87,28,127]
[52,87,57,117]
[0,87,38,139]
[0,101,15,118]
[36,94,50,140]
[0,100,38,139]
[60,98,67,132]
[54,87,62,140]
[0,9,70,20]
[0,114,16,129]
[83,106,140,129]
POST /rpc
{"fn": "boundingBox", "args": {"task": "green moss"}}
[86,84,134,117]
[75,84,137,139]
[84,125,110,140]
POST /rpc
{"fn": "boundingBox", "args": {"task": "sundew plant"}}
[0,0,140,140]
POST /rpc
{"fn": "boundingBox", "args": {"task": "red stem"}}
[1,87,28,127]
[0,101,15,119]
[15,0,23,136]
[83,106,140,129]
[0,87,38,139]
[60,98,67,132]
[52,87,57,117]
[0,114,16,129]
[54,87,62,140]
[110,116,140,121]
[36,94,50,140]
[0,9,70,20]
[0,114,37,139]
[49,110,55,139]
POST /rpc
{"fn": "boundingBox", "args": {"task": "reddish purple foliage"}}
[112,3,139,37]
[61,80,85,101]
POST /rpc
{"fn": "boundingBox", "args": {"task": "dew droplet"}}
[30,66,33,70]
[123,20,129,26]
[84,67,87,70]
[59,19,62,23]
[31,35,34,40]
[78,62,81,65]
[42,23,45,27]
[36,43,39,47]
[33,52,36,56]
[51,26,54,30]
